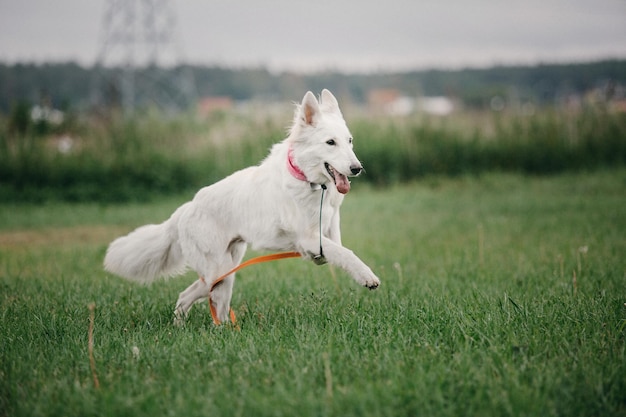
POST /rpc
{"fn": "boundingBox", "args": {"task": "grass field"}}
[1,170,625,416]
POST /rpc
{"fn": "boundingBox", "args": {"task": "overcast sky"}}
[1,0,625,73]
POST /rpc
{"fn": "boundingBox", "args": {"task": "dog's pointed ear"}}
[300,91,320,126]
[320,89,342,115]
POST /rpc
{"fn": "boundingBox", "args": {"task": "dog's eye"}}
[326,139,336,146]
[349,137,353,144]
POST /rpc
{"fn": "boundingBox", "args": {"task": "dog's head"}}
[290,89,363,194]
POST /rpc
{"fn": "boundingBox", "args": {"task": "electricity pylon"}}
[92,0,195,115]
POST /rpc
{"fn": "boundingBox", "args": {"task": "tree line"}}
[0,59,624,114]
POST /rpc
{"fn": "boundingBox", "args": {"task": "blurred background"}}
[1,0,625,202]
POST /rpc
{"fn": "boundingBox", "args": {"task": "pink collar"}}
[286,147,308,182]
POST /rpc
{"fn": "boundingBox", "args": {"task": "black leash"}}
[313,183,327,265]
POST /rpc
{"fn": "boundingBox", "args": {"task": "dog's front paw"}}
[366,279,380,290]
[365,279,380,290]
[362,273,380,290]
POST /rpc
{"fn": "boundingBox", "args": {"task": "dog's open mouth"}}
[325,163,351,194]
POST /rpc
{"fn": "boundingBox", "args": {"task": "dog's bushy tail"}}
[104,217,186,284]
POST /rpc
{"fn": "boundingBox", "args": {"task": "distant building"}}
[197,96,234,117]
[368,89,454,116]
[31,104,64,125]
[368,89,414,116]
[416,96,454,116]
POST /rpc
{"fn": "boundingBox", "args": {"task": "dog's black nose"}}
[350,165,363,175]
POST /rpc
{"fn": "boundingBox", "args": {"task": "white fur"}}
[104,89,380,324]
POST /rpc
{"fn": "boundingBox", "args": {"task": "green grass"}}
[1,170,625,416]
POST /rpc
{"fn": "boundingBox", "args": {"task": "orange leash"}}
[206,251,301,325]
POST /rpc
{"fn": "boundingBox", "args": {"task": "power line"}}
[92,0,195,115]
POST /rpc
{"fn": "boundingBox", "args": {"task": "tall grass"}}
[1,108,625,202]
[354,110,626,183]
[0,117,196,202]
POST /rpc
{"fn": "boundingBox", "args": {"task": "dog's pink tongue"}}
[335,173,350,194]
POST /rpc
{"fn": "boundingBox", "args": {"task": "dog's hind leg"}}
[173,243,222,325]
[173,240,247,326]
[174,277,211,326]
[209,240,247,324]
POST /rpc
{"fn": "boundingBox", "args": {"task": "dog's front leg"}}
[328,210,342,245]
[301,237,380,289]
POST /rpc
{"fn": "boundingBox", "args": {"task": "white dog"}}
[104,89,380,325]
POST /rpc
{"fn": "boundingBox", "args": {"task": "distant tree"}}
[0,60,625,114]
